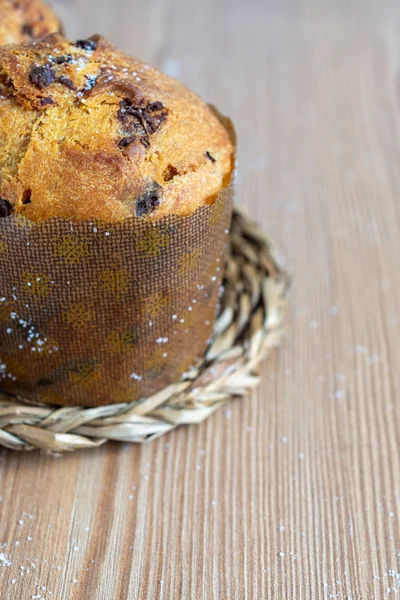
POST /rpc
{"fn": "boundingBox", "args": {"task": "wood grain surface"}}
[1,0,400,598]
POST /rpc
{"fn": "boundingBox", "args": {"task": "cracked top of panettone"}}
[0,33,235,222]
[0,0,61,46]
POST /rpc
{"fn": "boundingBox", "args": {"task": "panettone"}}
[0,34,235,407]
[0,33,234,222]
[0,0,61,46]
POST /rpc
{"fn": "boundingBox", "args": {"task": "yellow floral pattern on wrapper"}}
[106,329,137,354]
[143,291,171,318]
[62,303,95,329]
[98,268,130,297]
[54,236,90,265]
[0,238,8,255]
[12,215,35,230]
[68,361,101,387]
[135,227,170,257]
[20,272,51,297]
[177,248,201,275]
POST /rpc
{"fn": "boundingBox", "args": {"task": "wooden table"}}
[1,0,400,598]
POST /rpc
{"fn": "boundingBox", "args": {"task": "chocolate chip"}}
[140,136,151,149]
[119,98,140,111]
[118,106,145,125]
[21,23,34,37]
[74,38,98,51]
[22,189,31,205]
[117,116,149,149]
[52,54,74,65]
[135,182,162,217]
[118,135,136,149]
[163,164,179,182]
[117,99,168,151]
[206,151,216,163]
[144,110,167,134]
[29,64,56,89]
[147,101,164,112]
[0,198,12,218]
[40,96,55,107]
[58,76,76,90]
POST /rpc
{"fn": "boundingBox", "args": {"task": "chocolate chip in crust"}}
[206,151,216,163]
[147,101,164,112]
[74,38,98,51]
[58,75,76,90]
[21,23,34,37]
[135,182,163,217]
[29,63,56,89]
[118,99,168,150]
[40,96,55,107]
[163,164,179,182]
[22,189,32,205]
[0,198,12,218]
[119,135,136,149]
[51,54,74,65]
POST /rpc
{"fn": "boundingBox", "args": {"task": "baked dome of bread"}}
[0,0,61,46]
[0,33,234,222]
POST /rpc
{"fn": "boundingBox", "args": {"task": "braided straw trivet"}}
[0,207,289,452]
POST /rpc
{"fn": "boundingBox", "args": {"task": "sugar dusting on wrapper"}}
[0,188,232,407]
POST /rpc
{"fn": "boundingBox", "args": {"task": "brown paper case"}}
[0,188,232,406]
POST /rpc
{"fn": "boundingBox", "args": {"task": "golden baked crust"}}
[0,0,61,46]
[0,34,234,222]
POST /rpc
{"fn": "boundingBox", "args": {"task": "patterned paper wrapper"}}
[0,187,232,407]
